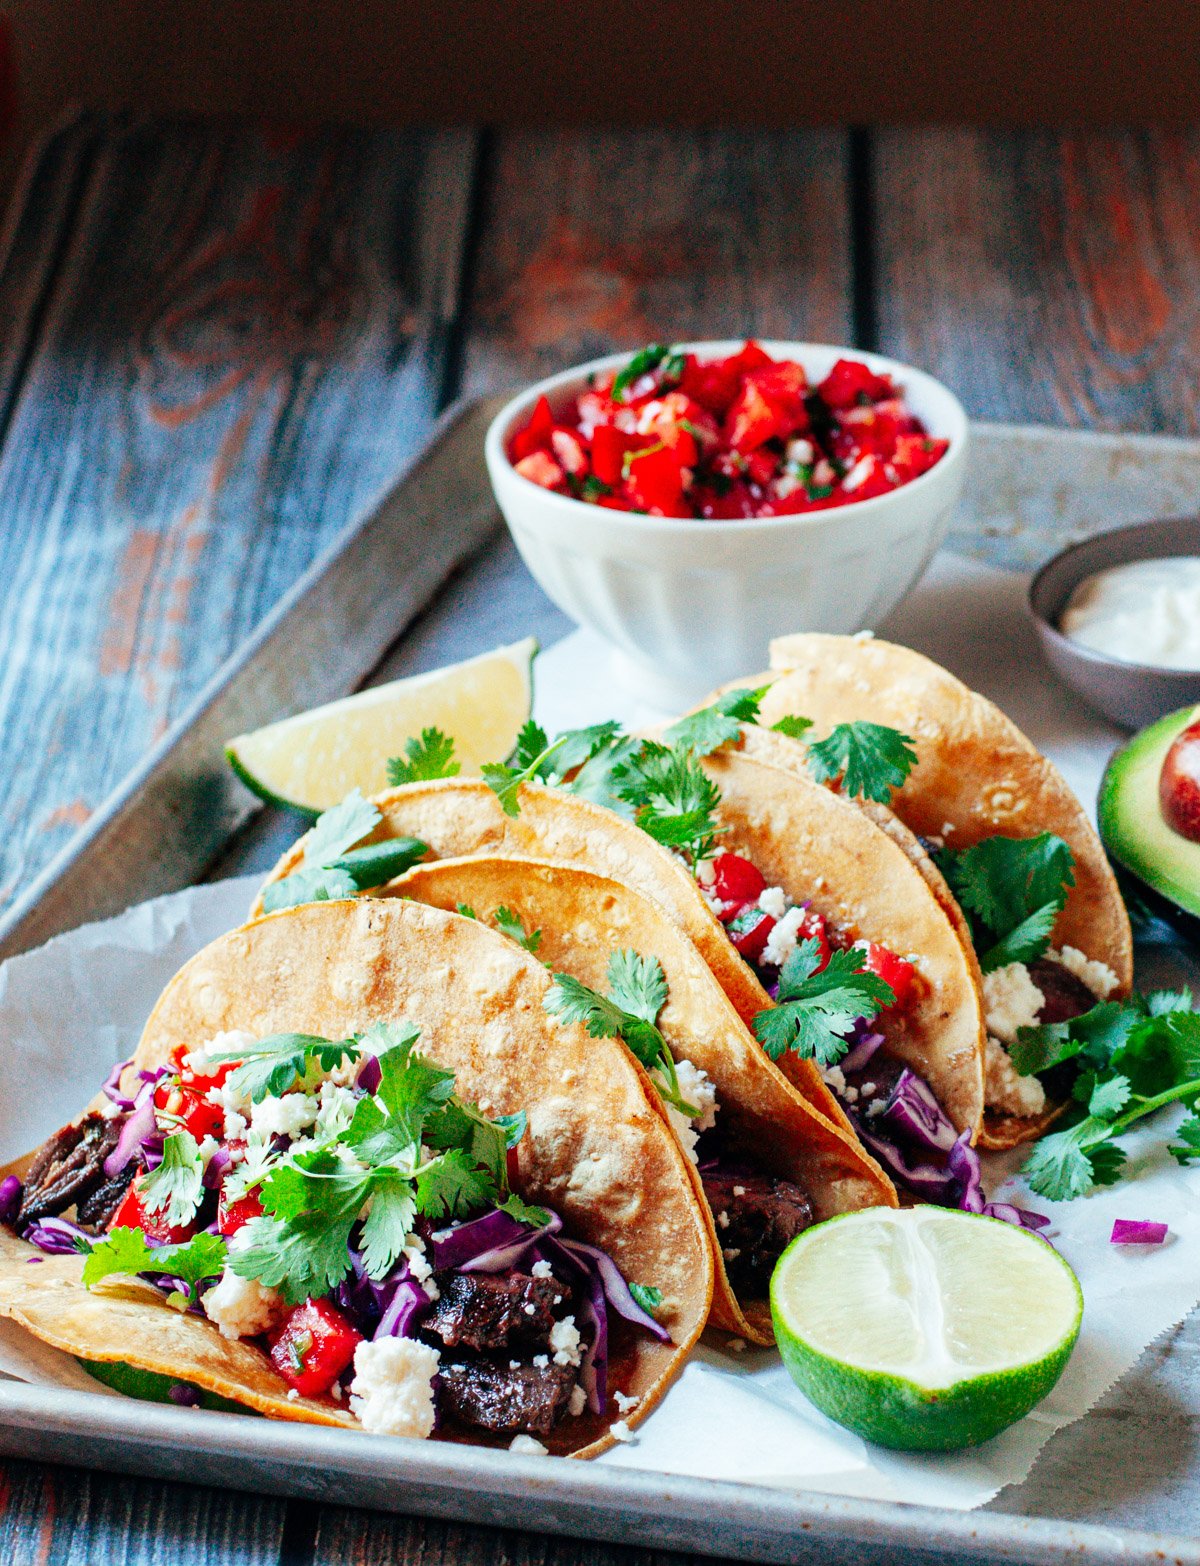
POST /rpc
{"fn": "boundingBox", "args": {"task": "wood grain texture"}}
[0,115,477,913]
[463,129,853,393]
[0,1457,288,1565]
[872,128,1200,432]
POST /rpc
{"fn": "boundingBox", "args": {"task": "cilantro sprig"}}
[387,727,460,784]
[1013,991,1200,1200]
[140,1130,206,1227]
[613,742,723,866]
[753,941,895,1067]
[805,722,918,803]
[209,1033,363,1105]
[611,343,685,402]
[934,833,1075,973]
[664,686,770,758]
[544,951,696,1115]
[493,906,543,955]
[225,1026,546,1303]
[80,1228,228,1308]
[262,788,428,912]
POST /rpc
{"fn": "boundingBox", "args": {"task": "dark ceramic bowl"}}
[1029,517,1200,730]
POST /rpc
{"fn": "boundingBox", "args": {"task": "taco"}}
[0,899,710,1456]
[727,631,1135,1148]
[254,721,995,1215]
[388,853,897,1343]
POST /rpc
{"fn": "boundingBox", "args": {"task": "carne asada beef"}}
[76,1166,137,1229]
[437,1357,576,1436]
[701,1169,813,1294]
[1028,959,1098,1026]
[424,1270,565,1354]
[18,1113,124,1226]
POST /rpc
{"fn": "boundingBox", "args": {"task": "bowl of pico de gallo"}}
[485,340,968,703]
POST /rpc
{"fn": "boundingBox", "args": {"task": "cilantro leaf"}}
[500,1191,552,1228]
[456,903,477,920]
[231,1210,359,1306]
[612,343,670,401]
[606,948,668,1024]
[358,1020,422,1062]
[140,1131,205,1227]
[544,956,693,1113]
[1011,1000,1141,1078]
[386,728,460,785]
[81,1227,228,1293]
[262,837,427,912]
[629,1282,663,1317]
[1169,1113,1200,1165]
[358,1174,417,1280]
[551,721,626,776]
[565,733,643,817]
[665,686,771,758]
[508,720,553,775]
[1022,1117,1121,1201]
[935,833,1075,950]
[482,732,567,817]
[494,1112,528,1150]
[978,901,1063,974]
[1086,1072,1132,1119]
[211,1033,361,1105]
[303,788,380,865]
[615,741,723,865]
[493,906,542,955]
[416,1146,495,1220]
[805,722,917,803]
[753,942,895,1067]
[771,714,813,740]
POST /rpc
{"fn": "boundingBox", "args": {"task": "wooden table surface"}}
[1,114,1198,1564]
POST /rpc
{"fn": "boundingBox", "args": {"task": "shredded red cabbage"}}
[22,1215,93,1253]
[1110,1218,1168,1245]
[100,1057,138,1111]
[878,1069,960,1156]
[430,1207,563,1272]
[103,1077,162,1179]
[0,1175,21,1225]
[356,1054,383,1095]
[840,1029,885,1075]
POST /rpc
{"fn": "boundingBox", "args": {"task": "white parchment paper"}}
[0,552,1197,1510]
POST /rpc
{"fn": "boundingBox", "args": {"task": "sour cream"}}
[1059,557,1200,669]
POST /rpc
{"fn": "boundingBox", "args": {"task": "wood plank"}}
[0,116,477,914]
[871,128,1200,432]
[311,1505,741,1566]
[463,128,853,393]
[0,1456,288,1565]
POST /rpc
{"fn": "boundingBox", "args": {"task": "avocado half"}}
[1099,704,1200,920]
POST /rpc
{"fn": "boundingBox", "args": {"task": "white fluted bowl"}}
[486,341,969,705]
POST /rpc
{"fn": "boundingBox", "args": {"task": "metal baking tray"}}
[2,406,1200,1563]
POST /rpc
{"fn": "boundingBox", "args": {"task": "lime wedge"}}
[771,1207,1081,1451]
[227,637,537,815]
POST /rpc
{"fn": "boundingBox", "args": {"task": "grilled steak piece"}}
[701,1169,813,1295]
[76,1166,136,1229]
[18,1113,123,1226]
[438,1358,576,1436]
[424,1270,564,1353]
[1029,958,1098,1026]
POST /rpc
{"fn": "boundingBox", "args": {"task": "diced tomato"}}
[744,447,779,487]
[795,909,832,973]
[269,1299,364,1399]
[725,340,774,377]
[679,354,743,417]
[590,423,629,486]
[514,450,565,490]
[218,1186,264,1236]
[154,1079,224,1142]
[624,443,685,513]
[890,433,948,481]
[510,394,556,460]
[108,1179,196,1244]
[724,379,788,454]
[743,362,809,433]
[860,943,917,1008]
[711,853,766,906]
[694,479,757,519]
[727,906,776,962]
[816,358,895,411]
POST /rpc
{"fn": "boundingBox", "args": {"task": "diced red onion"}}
[0,1175,21,1224]
[356,1054,382,1095]
[1111,1219,1168,1246]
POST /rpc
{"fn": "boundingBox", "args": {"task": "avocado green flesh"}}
[79,1359,253,1415]
[1099,704,1200,917]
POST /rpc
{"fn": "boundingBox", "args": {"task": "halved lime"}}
[227,637,537,815]
[771,1207,1081,1451]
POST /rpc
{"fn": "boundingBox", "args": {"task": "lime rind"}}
[770,1208,1082,1452]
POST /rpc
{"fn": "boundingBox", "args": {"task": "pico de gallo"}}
[507,341,949,519]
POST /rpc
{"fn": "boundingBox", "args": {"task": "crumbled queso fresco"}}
[349,1337,440,1438]
[661,1057,719,1164]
